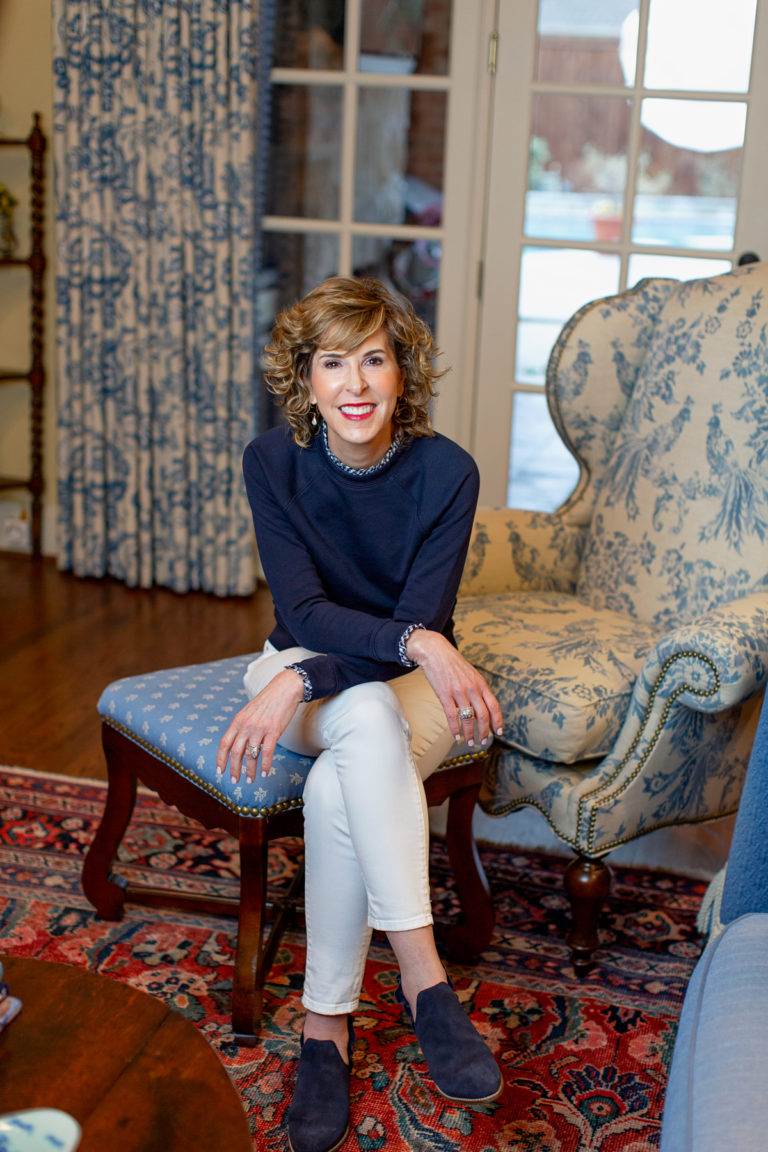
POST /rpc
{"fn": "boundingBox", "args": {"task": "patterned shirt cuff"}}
[398,622,426,668]
[286,663,313,702]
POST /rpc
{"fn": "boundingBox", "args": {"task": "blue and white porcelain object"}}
[0,1109,81,1152]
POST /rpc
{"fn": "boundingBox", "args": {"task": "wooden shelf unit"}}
[0,112,46,557]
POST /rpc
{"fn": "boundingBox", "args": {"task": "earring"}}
[310,405,318,429]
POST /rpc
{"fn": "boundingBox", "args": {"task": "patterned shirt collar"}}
[319,420,403,478]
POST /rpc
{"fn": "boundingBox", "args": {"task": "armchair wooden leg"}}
[564,854,611,977]
[439,783,495,962]
[232,819,268,1046]
[81,728,138,920]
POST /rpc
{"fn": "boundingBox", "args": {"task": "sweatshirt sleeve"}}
[243,440,479,700]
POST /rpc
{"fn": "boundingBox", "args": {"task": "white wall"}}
[0,0,57,555]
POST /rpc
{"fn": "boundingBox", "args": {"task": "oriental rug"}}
[0,767,706,1152]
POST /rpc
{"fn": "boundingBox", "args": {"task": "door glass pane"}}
[536,0,639,85]
[632,100,745,251]
[273,1,345,69]
[526,95,631,243]
[516,247,621,384]
[645,0,756,92]
[260,232,339,335]
[359,0,452,75]
[628,253,731,288]
[268,86,343,219]
[354,88,446,226]
[508,392,579,511]
[352,234,440,332]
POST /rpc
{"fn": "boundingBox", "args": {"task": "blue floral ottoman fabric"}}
[98,655,315,817]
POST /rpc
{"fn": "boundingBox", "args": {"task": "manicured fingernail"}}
[496,727,503,735]
[481,738,488,745]
[468,739,474,746]
[454,734,461,743]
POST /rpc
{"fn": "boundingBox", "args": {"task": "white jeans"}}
[243,641,455,1014]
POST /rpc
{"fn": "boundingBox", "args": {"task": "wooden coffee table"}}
[0,956,252,1152]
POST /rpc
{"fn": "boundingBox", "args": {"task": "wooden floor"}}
[0,554,275,779]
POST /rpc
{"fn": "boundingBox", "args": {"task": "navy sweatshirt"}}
[242,423,480,700]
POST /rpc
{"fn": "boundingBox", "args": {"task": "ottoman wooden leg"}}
[82,725,138,920]
[232,819,268,1045]
[440,782,495,962]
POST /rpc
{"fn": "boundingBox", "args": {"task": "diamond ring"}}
[458,706,474,721]
[247,744,261,759]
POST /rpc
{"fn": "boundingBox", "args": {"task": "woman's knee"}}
[321,683,410,748]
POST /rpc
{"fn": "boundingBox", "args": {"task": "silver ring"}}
[458,706,474,721]
[247,744,261,759]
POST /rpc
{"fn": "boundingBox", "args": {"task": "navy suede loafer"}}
[397,980,503,1104]
[287,1019,355,1152]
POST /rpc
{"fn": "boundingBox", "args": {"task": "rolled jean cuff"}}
[302,992,360,1016]
[367,910,434,932]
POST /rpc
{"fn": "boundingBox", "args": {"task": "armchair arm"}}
[580,593,767,854]
[635,592,768,714]
[458,506,586,598]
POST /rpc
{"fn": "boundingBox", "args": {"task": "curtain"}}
[52,0,271,595]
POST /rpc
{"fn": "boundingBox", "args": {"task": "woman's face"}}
[307,327,404,467]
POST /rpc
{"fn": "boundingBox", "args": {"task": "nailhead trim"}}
[481,647,724,855]
[102,721,492,817]
[102,718,304,818]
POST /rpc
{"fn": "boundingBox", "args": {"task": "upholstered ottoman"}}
[82,655,497,1042]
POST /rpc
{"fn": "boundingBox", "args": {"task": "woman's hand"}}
[216,668,305,783]
[406,629,503,746]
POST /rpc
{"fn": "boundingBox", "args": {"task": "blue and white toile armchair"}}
[454,261,768,972]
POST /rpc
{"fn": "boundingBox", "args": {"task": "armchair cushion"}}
[458,508,585,598]
[454,592,658,764]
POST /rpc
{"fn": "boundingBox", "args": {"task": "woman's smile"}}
[339,403,376,421]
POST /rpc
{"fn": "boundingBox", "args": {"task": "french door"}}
[472,0,768,506]
[260,0,489,439]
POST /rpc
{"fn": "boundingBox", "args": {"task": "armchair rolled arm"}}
[458,506,587,598]
[637,592,768,714]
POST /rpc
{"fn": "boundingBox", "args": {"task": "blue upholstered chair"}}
[660,689,768,1151]
[82,655,496,1043]
[454,262,768,971]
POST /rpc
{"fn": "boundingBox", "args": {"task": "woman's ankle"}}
[400,969,448,1018]
[302,1010,351,1064]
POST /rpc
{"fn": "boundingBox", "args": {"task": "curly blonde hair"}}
[262,276,444,447]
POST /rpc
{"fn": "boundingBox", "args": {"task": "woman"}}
[217,276,503,1152]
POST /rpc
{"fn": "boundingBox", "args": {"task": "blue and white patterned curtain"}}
[52,1,270,595]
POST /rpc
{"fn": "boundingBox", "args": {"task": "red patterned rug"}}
[0,767,705,1151]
